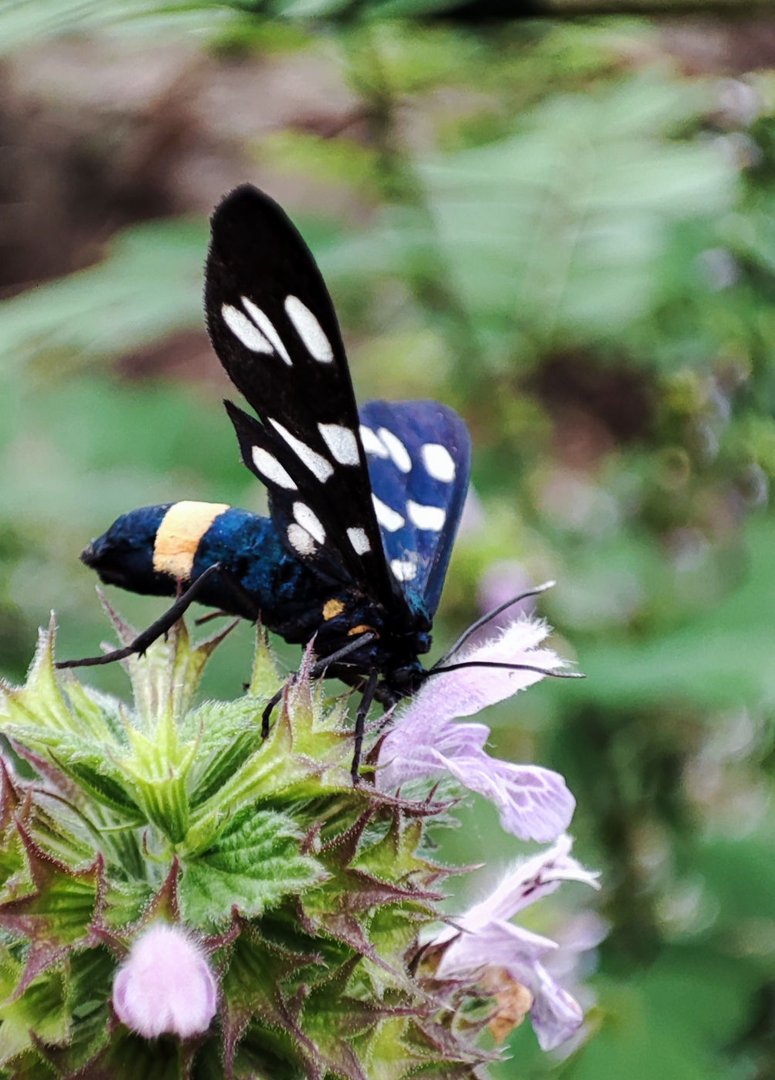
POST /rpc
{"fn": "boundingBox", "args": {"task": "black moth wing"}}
[205,185,401,606]
[360,400,471,616]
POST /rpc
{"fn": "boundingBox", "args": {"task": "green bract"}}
[0,606,492,1078]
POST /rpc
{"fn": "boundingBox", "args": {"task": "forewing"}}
[359,400,471,615]
[205,185,398,603]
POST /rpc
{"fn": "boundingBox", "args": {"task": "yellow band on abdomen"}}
[153,501,231,581]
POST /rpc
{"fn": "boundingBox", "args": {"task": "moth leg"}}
[351,669,379,785]
[195,609,231,626]
[309,631,377,678]
[56,562,226,669]
[260,631,377,741]
[261,687,284,739]
[309,633,378,782]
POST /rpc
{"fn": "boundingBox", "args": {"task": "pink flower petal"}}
[462,835,601,927]
[113,923,217,1039]
[377,617,576,842]
[530,964,585,1051]
[428,836,601,1053]
[442,756,574,843]
[404,619,565,726]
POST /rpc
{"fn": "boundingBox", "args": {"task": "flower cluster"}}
[0,602,599,1076]
[376,613,599,1051]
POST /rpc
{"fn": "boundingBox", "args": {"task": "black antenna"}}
[433,580,556,670]
[428,660,584,680]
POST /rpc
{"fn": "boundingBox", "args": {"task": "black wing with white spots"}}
[205,185,400,605]
[359,400,471,616]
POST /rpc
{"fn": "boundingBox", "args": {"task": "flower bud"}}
[112,923,217,1039]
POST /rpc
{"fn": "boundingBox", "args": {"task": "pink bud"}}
[112,923,217,1039]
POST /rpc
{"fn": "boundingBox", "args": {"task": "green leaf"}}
[0,956,68,1067]
[0,0,230,56]
[71,1028,185,1080]
[54,948,115,1074]
[353,810,432,884]
[95,608,219,729]
[407,76,737,351]
[0,218,205,373]
[179,808,324,925]
[0,832,102,951]
[248,629,285,701]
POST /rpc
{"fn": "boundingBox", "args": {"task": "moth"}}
[59,185,547,778]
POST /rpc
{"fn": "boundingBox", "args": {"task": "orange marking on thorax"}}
[323,599,345,621]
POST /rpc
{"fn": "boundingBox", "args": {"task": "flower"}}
[428,835,600,1051]
[540,910,609,1058]
[377,617,576,843]
[112,923,218,1039]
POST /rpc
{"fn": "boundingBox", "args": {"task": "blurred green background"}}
[2,2,775,1077]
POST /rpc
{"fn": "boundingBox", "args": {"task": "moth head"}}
[386,659,427,696]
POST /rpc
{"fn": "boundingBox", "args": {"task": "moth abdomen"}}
[81,501,312,623]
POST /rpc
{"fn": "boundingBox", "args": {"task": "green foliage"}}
[0,619,491,1076]
[0,220,206,374]
[179,808,323,923]
[0,0,227,54]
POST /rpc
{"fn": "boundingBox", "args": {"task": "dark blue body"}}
[82,503,332,643]
[82,499,435,697]
[192,507,328,631]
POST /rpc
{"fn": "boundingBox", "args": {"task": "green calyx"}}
[0,606,492,1078]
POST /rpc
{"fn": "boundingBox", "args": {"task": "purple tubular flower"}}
[432,835,600,1051]
[112,923,217,1039]
[377,618,575,843]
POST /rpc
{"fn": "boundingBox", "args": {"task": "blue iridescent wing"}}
[359,400,471,616]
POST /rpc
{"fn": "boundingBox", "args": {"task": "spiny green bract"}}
[0,607,491,1078]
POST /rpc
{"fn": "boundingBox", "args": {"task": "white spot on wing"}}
[360,425,389,459]
[251,447,297,490]
[378,427,412,474]
[285,295,334,363]
[293,502,326,545]
[372,495,404,533]
[241,297,292,365]
[269,419,334,483]
[222,304,272,354]
[287,524,316,556]
[347,527,371,555]
[318,423,359,466]
[407,500,445,531]
[390,558,417,582]
[422,442,455,482]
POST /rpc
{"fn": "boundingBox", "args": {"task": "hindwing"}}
[359,400,471,615]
